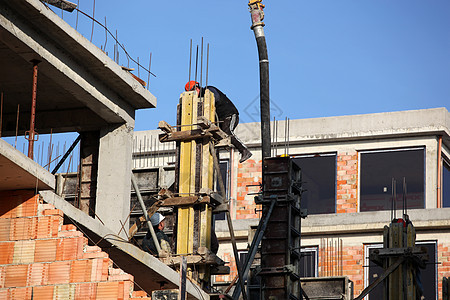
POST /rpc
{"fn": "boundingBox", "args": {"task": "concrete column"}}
[96,123,133,238]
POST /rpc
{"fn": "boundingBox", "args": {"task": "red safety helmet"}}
[185,80,199,91]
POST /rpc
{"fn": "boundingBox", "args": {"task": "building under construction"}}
[1,0,450,299]
[133,107,450,299]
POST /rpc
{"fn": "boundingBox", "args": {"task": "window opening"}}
[300,246,318,278]
[293,154,336,214]
[360,148,425,212]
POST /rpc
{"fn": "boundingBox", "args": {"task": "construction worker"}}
[142,212,171,256]
[185,81,253,163]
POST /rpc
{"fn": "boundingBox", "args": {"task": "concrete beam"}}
[236,107,450,148]
[0,138,54,191]
[95,123,133,238]
[40,191,210,300]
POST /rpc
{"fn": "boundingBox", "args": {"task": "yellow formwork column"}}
[176,90,215,257]
[177,91,195,254]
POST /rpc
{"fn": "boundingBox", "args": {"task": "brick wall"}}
[438,242,450,299]
[336,151,358,213]
[0,190,150,300]
[236,159,262,220]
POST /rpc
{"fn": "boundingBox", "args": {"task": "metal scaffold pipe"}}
[249,0,271,161]
[131,174,162,255]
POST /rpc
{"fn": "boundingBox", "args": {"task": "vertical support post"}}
[96,123,133,238]
[27,60,40,159]
[179,256,187,300]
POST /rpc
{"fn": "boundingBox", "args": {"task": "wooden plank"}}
[158,196,210,207]
[159,129,212,143]
[160,253,224,266]
[158,120,174,133]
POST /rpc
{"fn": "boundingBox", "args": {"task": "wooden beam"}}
[158,196,210,207]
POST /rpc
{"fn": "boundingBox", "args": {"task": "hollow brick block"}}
[33,285,54,299]
[47,261,71,285]
[4,264,28,288]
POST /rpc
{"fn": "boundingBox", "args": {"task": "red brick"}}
[108,273,134,282]
[0,266,5,288]
[96,281,120,299]
[13,240,36,264]
[0,289,8,299]
[43,209,64,217]
[4,265,29,287]
[28,263,49,286]
[38,203,56,212]
[33,285,54,299]
[58,230,83,238]
[56,237,83,261]
[10,287,32,300]
[83,251,108,259]
[75,283,97,299]
[85,246,101,253]
[0,219,11,241]
[35,216,54,239]
[132,290,149,297]
[61,224,77,231]
[0,242,14,264]
[10,218,36,241]
[48,261,71,284]
[91,258,105,281]
[0,191,36,219]
[34,239,57,262]
[70,260,93,283]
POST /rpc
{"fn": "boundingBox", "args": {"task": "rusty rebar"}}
[27,61,40,159]
[90,0,95,42]
[14,104,19,148]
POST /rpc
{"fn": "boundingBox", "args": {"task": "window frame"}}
[442,155,450,208]
[358,147,426,212]
[300,246,319,278]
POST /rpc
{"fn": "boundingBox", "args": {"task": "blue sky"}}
[52,0,450,131]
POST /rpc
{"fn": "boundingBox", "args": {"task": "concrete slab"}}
[0,0,156,135]
[40,190,210,300]
[0,138,54,191]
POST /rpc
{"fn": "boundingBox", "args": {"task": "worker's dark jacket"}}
[204,86,238,119]
[142,228,170,256]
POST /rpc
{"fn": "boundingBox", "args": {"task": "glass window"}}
[294,154,336,214]
[443,159,450,207]
[300,247,318,278]
[365,242,436,300]
[360,148,424,212]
